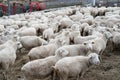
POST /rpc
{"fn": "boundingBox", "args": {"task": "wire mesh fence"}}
[0,0,120,17]
[45,0,82,9]
[45,0,120,8]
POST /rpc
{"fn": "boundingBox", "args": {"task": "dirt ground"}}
[0,47,120,80]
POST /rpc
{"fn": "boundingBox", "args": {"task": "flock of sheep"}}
[0,6,120,80]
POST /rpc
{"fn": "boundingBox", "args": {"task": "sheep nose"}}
[87,44,93,50]
[96,61,100,65]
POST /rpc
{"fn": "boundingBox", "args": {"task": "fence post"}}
[7,0,10,16]
[92,0,96,6]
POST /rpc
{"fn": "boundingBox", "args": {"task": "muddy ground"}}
[0,47,120,80]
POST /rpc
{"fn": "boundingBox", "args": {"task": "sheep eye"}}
[92,42,94,44]
[113,29,115,31]
[84,43,86,45]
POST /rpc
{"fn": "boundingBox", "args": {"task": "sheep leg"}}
[80,71,85,78]
[2,63,9,80]
[59,73,68,80]
[2,71,7,80]
[76,74,80,80]
[52,69,57,80]
[80,68,89,79]
[23,76,33,80]
[112,42,115,51]
[110,41,114,52]
[99,50,103,62]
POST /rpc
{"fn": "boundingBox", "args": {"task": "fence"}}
[0,0,120,17]
[45,0,120,8]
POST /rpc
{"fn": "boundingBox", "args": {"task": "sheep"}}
[6,24,19,30]
[0,32,16,45]
[82,25,92,36]
[69,31,81,44]
[82,31,112,60]
[17,27,37,37]
[0,25,5,33]
[98,7,106,16]
[0,32,8,44]
[90,7,99,17]
[28,39,63,60]
[33,23,49,35]
[80,13,94,25]
[48,21,60,33]
[0,40,22,79]
[19,36,48,50]
[59,17,73,30]
[112,31,120,50]
[69,11,83,22]
[14,20,22,28]
[107,28,120,50]
[55,30,70,45]
[71,23,80,31]
[43,28,54,41]
[79,23,89,36]
[21,48,69,80]
[2,19,15,26]
[83,37,106,55]
[52,53,100,80]
[55,42,92,57]
[73,35,97,44]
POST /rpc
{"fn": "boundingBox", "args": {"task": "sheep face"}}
[16,41,23,49]
[104,31,113,40]
[83,41,95,51]
[55,48,69,57]
[88,53,100,65]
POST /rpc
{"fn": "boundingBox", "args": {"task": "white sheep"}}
[21,48,69,80]
[52,53,100,80]
[79,23,89,36]
[82,25,92,36]
[83,37,106,55]
[33,23,49,35]
[59,17,73,30]
[71,23,80,31]
[43,28,54,41]
[107,28,120,50]
[112,31,120,50]
[0,40,22,79]
[55,43,91,57]
[28,39,63,60]
[90,7,99,17]
[17,27,37,37]
[80,13,94,25]
[74,35,97,44]
[69,11,83,22]
[69,31,81,44]
[20,36,48,50]
[0,25,5,33]
[55,30,70,45]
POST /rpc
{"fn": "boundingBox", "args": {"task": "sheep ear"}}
[89,55,93,61]
[51,66,55,69]
[58,39,62,42]
[83,42,87,45]
[62,50,69,57]
[92,42,95,44]
[64,32,69,36]
[59,49,63,53]
[113,28,116,31]
[106,28,110,31]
